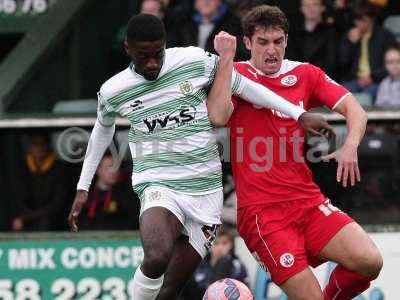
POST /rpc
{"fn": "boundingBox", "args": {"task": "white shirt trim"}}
[241,59,306,78]
[332,92,351,110]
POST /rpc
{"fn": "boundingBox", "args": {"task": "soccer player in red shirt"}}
[208,5,383,300]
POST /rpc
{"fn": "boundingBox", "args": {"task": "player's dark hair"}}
[242,5,289,38]
[126,14,166,44]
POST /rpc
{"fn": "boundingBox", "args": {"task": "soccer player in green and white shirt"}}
[68,14,332,300]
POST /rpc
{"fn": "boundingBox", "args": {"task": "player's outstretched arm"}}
[206,32,334,135]
[236,75,306,121]
[68,119,115,232]
[322,95,367,187]
[207,31,236,126]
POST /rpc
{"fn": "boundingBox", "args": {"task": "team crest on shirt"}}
[281,75,297,86]
[280,253,295,268]
[179,80,194,95]
[146,190,162,202]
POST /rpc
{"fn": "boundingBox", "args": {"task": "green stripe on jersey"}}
[128,116,213,143]
[232,73,242,94]
[108,61,205,108]
[132,143,219,173]
[134,171,222,201]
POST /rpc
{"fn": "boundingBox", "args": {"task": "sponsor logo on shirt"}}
[280,253,295,268]
[179,80,194,95]
[248,68,259,79]
[281,75,297,86]
[130,100,144,112]
[143,105,197,133]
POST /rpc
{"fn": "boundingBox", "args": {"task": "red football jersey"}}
[229,60,349,208]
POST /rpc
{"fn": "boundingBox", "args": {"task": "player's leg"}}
[158,216,219,299]
[318,223,382,300]
[304,200,383,300]
[132,206,183,300]
[279,268,324,300]
[237,205,324,300]
[156,234,202,300]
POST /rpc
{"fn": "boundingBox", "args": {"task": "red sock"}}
[323,265,372,300]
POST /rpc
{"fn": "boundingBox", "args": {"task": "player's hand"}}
[298,112,335,139]
[321,142,360,187]
[68,190,88,232]
[214,31,236,61]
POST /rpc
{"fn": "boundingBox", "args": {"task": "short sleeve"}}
[97,90,116,127]
[310,67,350,110]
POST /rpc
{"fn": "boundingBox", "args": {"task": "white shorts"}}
[141,186,223,258]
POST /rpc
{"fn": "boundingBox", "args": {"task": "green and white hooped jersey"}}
[97,47,244,199]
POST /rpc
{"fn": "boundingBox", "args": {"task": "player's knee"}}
[362,248,383,279]
[349,247,383,279]
[142,250,171,277]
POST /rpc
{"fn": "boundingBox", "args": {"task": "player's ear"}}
[243,36,251,51]
[124,39,131,56]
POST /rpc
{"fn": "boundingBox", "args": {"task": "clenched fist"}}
[214,31,237,60]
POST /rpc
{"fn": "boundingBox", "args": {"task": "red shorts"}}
[237,199,354,285]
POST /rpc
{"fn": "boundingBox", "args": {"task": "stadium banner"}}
[0,238,143,299]
[0,0,56,16]
[236,232,400,300]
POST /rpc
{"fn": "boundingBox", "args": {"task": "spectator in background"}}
[180,227,249,299]
[368,0,400,21]
[339,3,397,100]
[176,0,249,61]
[78,154,140,230]
[234,0,302,25]
[140,0,165,19]
[286,0,337,77]
[375,45,400,107]
[326,0,354,36]
[11,134,66,231]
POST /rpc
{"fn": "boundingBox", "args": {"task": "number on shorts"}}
[318,201,339,216]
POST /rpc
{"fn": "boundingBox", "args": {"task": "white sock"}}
[132,266,164,300]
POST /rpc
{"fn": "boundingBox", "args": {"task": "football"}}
[203,278,254,300]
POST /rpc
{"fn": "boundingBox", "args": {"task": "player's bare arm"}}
[322,95,368,187]
[207,31,236,126]
[208,33,334,136]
